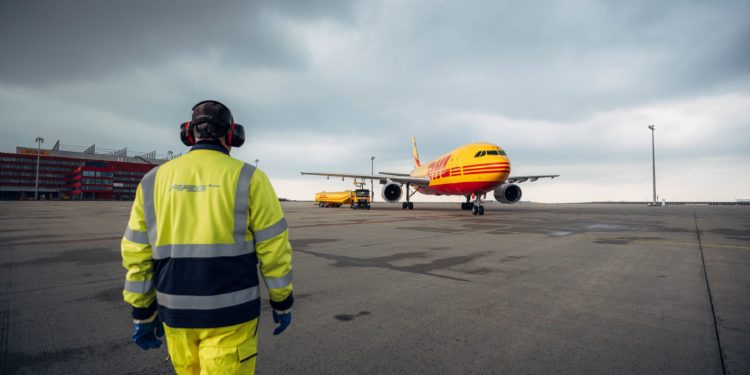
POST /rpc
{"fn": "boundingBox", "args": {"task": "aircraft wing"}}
[506,175,560,183]
[300,172,430,186]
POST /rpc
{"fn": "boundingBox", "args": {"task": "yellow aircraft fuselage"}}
[410,142,510,196]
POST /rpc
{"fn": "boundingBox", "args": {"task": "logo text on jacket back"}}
[169,184,221,193]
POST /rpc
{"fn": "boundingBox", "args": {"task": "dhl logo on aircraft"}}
[301,137,558,216]
[426,154,453,179]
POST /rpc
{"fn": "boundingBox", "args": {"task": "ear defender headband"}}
[179,100,245,148]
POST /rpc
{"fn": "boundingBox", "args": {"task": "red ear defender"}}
[179,121,196,146]
[187,123,195,145]
[224,122,245,148]
[226,122,234,147]
[229,123,245,147]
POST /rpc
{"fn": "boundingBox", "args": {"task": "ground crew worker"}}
[121,100,294,374]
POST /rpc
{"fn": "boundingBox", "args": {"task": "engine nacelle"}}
[381,182,403,203]
[494,184,522,204]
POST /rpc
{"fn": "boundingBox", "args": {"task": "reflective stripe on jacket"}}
[121,143,293,328]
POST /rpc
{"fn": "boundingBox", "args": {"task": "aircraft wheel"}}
[402,202,407,210]
[408,202,414,210]
[472,205,479,215]
[478,206,485,215]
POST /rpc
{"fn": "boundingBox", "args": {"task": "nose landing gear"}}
[470,193,485,216]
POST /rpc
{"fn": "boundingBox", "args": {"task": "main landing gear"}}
[402,183,415,210]
[460,196,474,210]
[469,193,485,216]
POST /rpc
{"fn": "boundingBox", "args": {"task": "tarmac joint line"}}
[694,209,727,375]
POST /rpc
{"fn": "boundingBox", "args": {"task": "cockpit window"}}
[475,149,506,157]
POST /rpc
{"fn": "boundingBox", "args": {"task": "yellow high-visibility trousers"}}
[164,319,258,375]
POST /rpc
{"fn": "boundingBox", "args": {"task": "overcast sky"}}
[1,0,748,202]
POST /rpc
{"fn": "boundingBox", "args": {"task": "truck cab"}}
[352,189,371,209]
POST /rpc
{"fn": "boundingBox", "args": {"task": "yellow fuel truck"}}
[315,189,371,209]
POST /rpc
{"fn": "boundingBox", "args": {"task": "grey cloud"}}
[0,1,328,85]
[263,0,357,23]
[214,0,750,142]
[347,1,750,117]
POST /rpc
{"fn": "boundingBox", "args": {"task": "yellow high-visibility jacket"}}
[121,143,293,328]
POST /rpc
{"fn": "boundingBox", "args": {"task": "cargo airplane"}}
[301,137,558,215]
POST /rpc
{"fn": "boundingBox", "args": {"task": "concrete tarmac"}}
[1,201,748,374]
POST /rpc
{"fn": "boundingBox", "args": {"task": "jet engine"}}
[494,184,522,204]
[381,182,403,203]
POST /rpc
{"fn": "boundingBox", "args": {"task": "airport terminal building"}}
[0,141,172,200]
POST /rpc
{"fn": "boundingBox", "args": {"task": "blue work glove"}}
[131,315,164,350]
[272,309,292,335]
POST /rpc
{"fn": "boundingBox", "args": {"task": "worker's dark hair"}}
[193,123,226,140]
[191,101,232,140]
